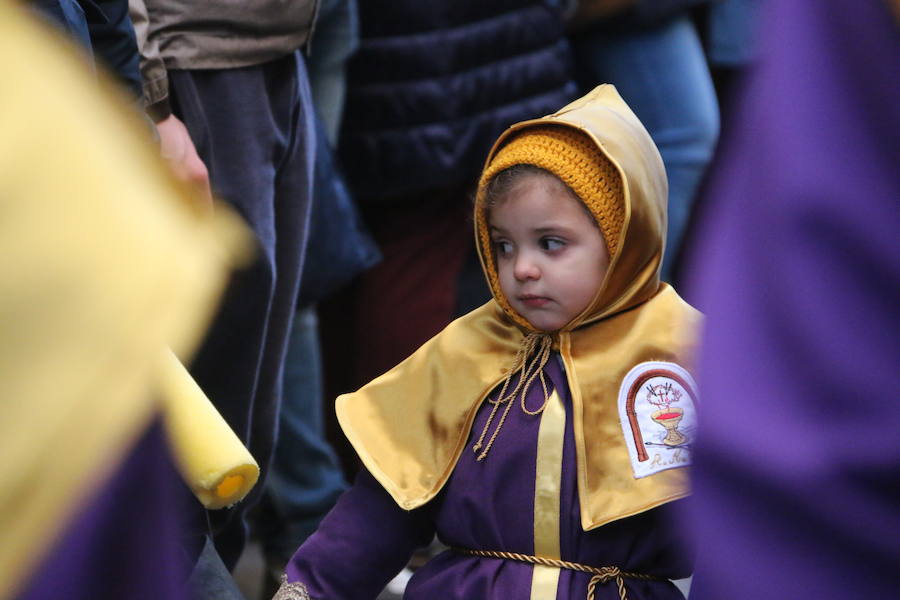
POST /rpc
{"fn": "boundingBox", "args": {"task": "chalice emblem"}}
[646,382,686,446]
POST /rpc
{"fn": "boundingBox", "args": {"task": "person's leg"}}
[166,64,277,573]
[572,16,720,281]
[220,51,317,569]
[260,103,376,571]
[187,538,246,600]
[168,50,315,569]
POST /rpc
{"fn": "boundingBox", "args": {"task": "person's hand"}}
[156,114,213,209]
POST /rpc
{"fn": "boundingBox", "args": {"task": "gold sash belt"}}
[452,548,666,600]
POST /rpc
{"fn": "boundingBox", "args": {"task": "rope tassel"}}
[472,333,554,461]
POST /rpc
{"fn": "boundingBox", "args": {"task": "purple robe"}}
[683,0,900,598]
[16,419,189,600]
[288,357,690,599]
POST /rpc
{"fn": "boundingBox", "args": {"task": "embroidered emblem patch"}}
[618,361,698,478]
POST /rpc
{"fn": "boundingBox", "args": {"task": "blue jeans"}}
[572,15,719,280]
[263,307,348,565]
[707,0,761,67]
[307,0,359,142]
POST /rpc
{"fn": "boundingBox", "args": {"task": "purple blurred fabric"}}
[288,357,691,599]
[16,419,189,600]
[683,0,900,598]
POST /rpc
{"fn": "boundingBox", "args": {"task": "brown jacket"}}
[129,0,318,119]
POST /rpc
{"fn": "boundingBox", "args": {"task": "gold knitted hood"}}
[337,85,700,530]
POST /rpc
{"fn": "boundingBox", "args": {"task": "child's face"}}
[488,174,610,331]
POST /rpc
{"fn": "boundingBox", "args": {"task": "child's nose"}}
[513,253,540,281]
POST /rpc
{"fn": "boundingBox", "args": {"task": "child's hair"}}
[483,164,549,208]
[482,163,599,229]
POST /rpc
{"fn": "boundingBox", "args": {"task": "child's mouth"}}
[519,295,550,308]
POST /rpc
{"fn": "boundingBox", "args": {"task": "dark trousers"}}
[168,50,315,569]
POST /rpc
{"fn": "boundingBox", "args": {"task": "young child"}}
[274,85,701,600]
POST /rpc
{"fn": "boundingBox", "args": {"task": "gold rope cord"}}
[453,548,665,600]
[471,333,554,461]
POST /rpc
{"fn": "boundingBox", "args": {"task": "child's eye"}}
[540,237,565,252]
[493,240,513,256]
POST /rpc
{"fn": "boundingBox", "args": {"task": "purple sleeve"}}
[285,469,435,599]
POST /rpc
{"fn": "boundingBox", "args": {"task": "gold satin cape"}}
[337,85,702,531]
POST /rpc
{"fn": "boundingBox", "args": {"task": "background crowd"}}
[1,0,896,599]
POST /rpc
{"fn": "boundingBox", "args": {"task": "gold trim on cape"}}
[530,390,565,599]
[531,565,561,600]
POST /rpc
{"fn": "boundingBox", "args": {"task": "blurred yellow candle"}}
[159,349,259,509]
